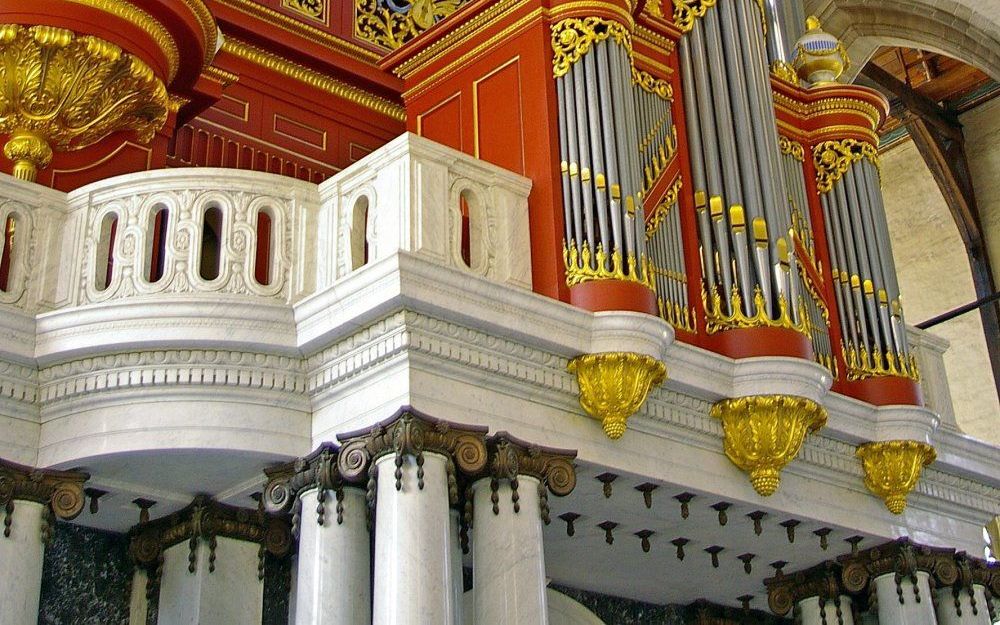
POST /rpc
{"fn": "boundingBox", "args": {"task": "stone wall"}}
[879,103,1000,443]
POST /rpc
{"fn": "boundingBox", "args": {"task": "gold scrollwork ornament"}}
[813,138,880,193]
[355,0,464,50]
[551,17,632,79]
[568,352,666,439]
[856,440,935,514]
[711,395,827,496]
[0,24,167,182]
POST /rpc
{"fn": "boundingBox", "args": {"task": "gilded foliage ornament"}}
[355,0,465,50]
[701,283,811,336]
[778,135,805,162]
[671,0,718,33]
[710,395,827,496]
[563,240,656,291]
[0,25,167,182]
[813,138,880,193]
[551,17,632,79]
[855,440,935,514]
[568,352,666,439]
[632,67,673,101]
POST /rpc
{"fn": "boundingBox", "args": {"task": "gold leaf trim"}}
[563,240,656,291]
[221,38,405,122]
[701,283,811,336]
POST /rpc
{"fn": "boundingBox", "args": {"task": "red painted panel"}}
[474,58,525,175]
[417,93,464,152]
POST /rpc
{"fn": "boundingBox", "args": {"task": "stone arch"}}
[806,0,1000,80]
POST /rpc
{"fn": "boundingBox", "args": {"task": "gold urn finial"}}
[0,24,168,182]
[792,15,850,85]
[856,440,936,514]
[711,395,827,496]
[568,352,666,439]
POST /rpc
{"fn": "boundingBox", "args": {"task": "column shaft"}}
[934,585,993,625]
[295,487,371,625]
[157,536,263,625]
[372,452,457,625]
[0,500,45,625]
[450,509,465,625]
[472,476,548,625]
[874,571,938,625]
[798,596,856,625]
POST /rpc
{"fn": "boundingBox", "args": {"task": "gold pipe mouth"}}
[4,131,53,183]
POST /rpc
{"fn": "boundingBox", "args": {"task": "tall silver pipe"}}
[583,50,612,256]
[702,11,743,206]
[571,61,597,255]
[560,75,585,249]
[556,80,573,246]
[689,24,723,196]
[824,189,860,351]
[596,41,624,257]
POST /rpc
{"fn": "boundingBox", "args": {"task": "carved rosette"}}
[710,395,827,496]
[568,352,667,439]
[485,432,577,523]
[337,408,488,507]
[129,496,291,585]
[855,440,936,514]
[0,24,168,181]
[765,561,845,617]
[837,539,960,605]
[0,458,88,540]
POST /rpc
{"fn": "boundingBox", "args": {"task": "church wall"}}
[880,105,1000,443]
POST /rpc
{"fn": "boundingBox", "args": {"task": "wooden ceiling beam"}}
[862,62,1000,398]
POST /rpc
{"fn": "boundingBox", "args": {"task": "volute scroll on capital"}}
[0,458,89,535]
[765,561,845,617]
[836,538,959,599]
[483,432,578,522]
[335,407,489,503]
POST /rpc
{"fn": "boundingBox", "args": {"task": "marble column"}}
[128,566,150,624]
[157,535,264,624]
[293,486,370,625]
[798,595,857,625]
[0,500,46,625]
[372,451,457,625]
[934,584,993,625]
[472,476,548,625]
[0,459,87,625]
[874,571,938,625]
[450,509,465,625]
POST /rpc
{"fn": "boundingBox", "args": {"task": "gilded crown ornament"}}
[0,24,168,182]
[855,440,935,514]
[710,395,827,496]
[568,352,666,439]
[792,16,850,85]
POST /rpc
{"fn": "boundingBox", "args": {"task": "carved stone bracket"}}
[568,351,667,440]
[485,432,577,523]
[128,496,291,587]
[0,458,88,540]
[336,407,489,507]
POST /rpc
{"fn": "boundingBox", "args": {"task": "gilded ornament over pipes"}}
[568,352,666,439]
[813,139,881,193]
[0,24,168,182]
[551,17,632,79]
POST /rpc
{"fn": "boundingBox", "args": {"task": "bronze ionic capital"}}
[482,432,577,522]
[0,457,88,540]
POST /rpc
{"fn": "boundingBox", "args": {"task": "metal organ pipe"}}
[595,41,625,258]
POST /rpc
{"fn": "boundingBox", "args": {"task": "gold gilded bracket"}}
[568,352,666,439]
[710,395,827,496]
[855,440,935,514]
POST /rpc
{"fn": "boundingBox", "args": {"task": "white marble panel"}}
[0,501,45,625]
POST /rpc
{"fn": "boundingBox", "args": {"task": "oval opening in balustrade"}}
[351,195,369,271]
[0,212,18,292]
[255,208,273,286]
[94,212,118,292]
[458,189,484,269]
[146,205,169,284]
[200,205,223,281]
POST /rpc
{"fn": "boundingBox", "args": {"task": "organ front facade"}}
[0,1,997,624]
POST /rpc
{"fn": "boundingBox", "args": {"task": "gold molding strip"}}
[222,38,405,122]
[772,90,882,132]
[180,0,219,67]
[215,0,381,63]
[62,0,179,82]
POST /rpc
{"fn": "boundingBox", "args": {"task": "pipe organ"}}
[502,0,922,411]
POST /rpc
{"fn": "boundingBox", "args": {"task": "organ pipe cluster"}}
[677,0,811,334]
[554,18,653,290]
[647,178,693,331]
[814,140,917,380]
